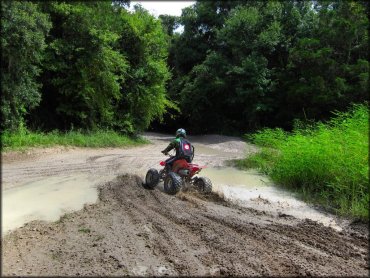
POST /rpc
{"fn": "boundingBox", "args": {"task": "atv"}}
[144,150,212,195]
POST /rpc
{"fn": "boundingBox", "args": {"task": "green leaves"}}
[258,21,282,52]
[1,2,173,134]
[2,0,368,137]
[1,1,51,131]
[24,2,172,133]
[40,2,127,128]
[117,8,172,133]
[280,1,368,124]
[242,104,369,219]
[175,3,285,132]
[163,0,368,134]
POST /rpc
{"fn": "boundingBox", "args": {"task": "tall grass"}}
[238,104,369,220]
[1,129,148,151]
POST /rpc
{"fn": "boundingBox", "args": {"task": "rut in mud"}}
[2,174,368,277]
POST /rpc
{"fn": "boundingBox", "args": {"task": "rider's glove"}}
[161,150,168,155]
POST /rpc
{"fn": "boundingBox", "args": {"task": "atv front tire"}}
[164,172,182,195]
[194,177,212,194]
[145,168,160,189]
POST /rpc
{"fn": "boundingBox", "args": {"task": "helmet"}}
[176,128,186,138]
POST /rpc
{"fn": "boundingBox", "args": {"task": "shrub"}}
[239,104,369,220]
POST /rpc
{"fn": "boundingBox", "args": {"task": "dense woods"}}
[1,0,368,135]
[2,1,172,134]
[160,0,369,133]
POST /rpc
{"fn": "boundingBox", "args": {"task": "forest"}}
[1,0,368,135]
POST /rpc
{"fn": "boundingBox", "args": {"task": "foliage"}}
[246,128,287,148]
[278,1,369,124]
[2,2,173,134]
[159,14,180,36]
[235,148,278,175]
[37,2,128,130]
[117,5,175,132]
[1,0,368,141]
[238,104,369,219]
[1,1,51,131]
[161,0,368,134]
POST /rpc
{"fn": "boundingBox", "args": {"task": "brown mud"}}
[2,133,368,276]
[2,174,368,276]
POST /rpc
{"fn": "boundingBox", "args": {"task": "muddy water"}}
[201,167,342,231]
[2,174,114,235]
[194,145,230,156]
[2,141,341,236]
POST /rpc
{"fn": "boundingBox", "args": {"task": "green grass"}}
[1,129,148,151]
[237,104,369,220]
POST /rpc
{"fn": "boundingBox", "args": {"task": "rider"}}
[161,128,192,171]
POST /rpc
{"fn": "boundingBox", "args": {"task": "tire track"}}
[2,174,368,276]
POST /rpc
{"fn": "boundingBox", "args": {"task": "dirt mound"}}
[2,174,368,276]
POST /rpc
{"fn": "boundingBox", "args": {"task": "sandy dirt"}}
[2,133,254,190]
[1,133,368,276]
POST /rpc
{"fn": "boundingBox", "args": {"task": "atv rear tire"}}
[164,172,182,195]
[195,177,212,194]
[145,168,160,189]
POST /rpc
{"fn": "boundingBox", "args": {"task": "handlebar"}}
[162,151,175,157]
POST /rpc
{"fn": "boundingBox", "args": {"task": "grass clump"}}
[1,129,148,151]
[235,148,279,174]
[239,104,369,220]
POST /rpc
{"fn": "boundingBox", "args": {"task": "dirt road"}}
[2,133,253,190]
[2,133,368,276]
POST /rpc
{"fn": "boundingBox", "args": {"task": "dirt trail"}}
[2,133,368,276]
[2,133,254,190]
[2,175,368,276]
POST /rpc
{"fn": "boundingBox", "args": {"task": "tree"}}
[31,2,128,131]
[159,15,180,36]
[30,2,173,134]
[278,1,369,125]
[1,1,51,131]
[177,3,285,132]
[163,0,368,134]
[116,6,174,133]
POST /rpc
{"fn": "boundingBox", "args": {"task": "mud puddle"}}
[201,167,342,231]
[194,145,231,156]
[1,133,342,236]
[2,174,114,235]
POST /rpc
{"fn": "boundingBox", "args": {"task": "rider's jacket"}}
[162,137,181,156]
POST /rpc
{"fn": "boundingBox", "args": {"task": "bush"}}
[239,104,369,220]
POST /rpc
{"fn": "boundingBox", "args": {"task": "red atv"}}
[144,152,212,195]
